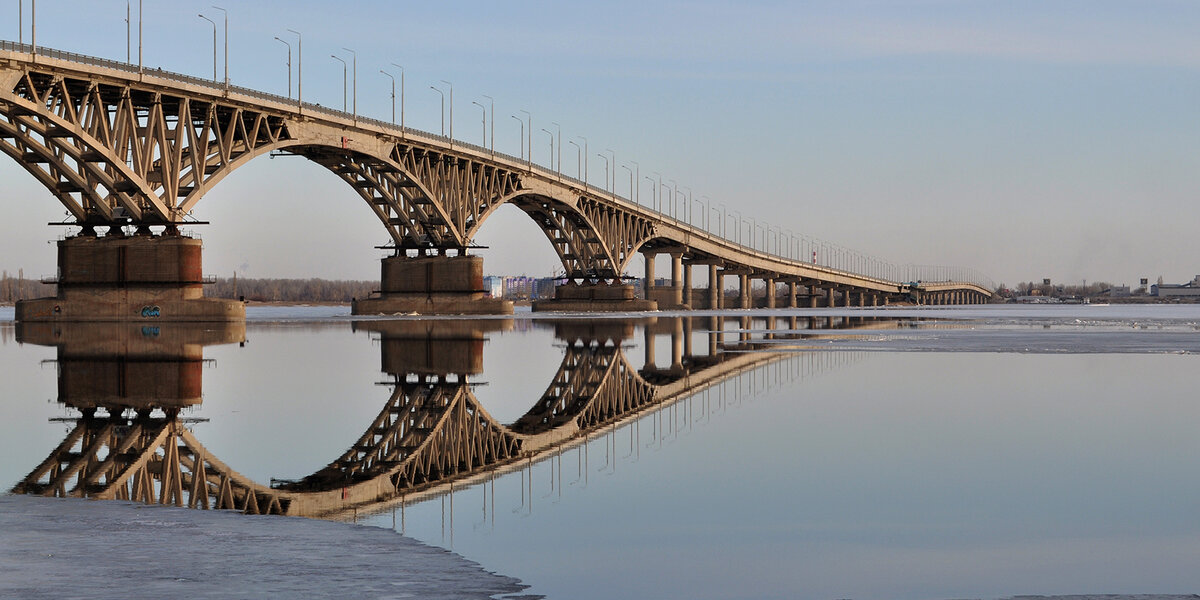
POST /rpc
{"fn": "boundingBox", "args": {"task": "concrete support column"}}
[683,262,693,308]
[788,282,798,308]
[708,264,719,309]
[827,287,836,308]
[670,252,683,307]
[858,291,866,307]
[644,254,656,298]
[809,286,819,308]
[765,277,776,308]
[739,274,750,309]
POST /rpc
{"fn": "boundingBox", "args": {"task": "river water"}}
[2,304,1198,599]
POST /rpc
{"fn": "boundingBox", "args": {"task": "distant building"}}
[1106,285,1131,297]
[483,276,504,299]
[1152,275,1200,297]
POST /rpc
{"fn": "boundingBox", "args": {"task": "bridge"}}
[13,316,882,518]
[0,41,993,321]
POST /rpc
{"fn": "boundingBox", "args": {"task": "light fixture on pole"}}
[211,6,228,88]
[518,109,531,169]
[331,55,348,111]
[440,80,453,146]
[509,115,524,160]
[390,63,404,133]
[380,70,396,124]
[198,14,217,83]
[287,29,302,108]
[430,85,445,135]
[568,140,582,180]
[274,36,292,98]
[473,100,487,146]
[481,95,493,156]
[342,47,357,122]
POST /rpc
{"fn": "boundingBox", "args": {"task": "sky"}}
[1,0,1198,288]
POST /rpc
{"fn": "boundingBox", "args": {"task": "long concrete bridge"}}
[0,41,992,320]
[13,315,880,518]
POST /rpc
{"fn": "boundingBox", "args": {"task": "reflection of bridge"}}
[1,42,991,320]
[13,316,887,518]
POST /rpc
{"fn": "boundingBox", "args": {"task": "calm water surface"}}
[2,304,1199,599]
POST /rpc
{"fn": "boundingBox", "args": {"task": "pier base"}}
[15,235,243,322]
[532,282,657,312]
[351,254,513,315]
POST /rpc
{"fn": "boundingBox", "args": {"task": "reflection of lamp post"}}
[198,14,217,82]
[274,37,291,98]
[331,55,347,111]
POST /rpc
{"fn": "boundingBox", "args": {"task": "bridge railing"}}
[1,40,995,293]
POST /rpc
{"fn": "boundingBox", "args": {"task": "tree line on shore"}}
[1,273,377,304]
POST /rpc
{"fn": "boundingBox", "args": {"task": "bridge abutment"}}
[15,235,244,322]
[352,254,514,315]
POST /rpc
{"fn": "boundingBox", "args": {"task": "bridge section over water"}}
[0,42,992,319]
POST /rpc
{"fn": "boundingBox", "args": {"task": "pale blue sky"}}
[2,1,1198,288]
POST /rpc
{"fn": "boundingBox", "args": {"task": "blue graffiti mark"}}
[140,305,161,318]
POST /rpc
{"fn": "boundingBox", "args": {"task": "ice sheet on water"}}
[0,495,536,600]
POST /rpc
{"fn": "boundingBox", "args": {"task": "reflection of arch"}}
[13,316,890,517]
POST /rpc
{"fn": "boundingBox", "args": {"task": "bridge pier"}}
[765,277,776,309]
[16,234,244,322]
[788,282,798,308]
[708,265,720,309]
[533,280,655,312]
[739,274,750,309]
[353,253,514,315]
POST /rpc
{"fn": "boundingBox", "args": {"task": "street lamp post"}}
[519,109,531,169]
[125,1,130,62]
[343,47,357,122]
[575,136,587,189]
[211,6,228,88]
[605,149,616,198]
[381,70,395,124]
[332,55,347,111]
[430,85,445,135]
[440,80,453,146]
[287,29,302,108]
[482,94,493,156]
[597,153,610,193]
[540,128,555,171]
[274,37,292,98]
[567,140,582,180]
[473,101,487,146]
[628,161,639,206]
[198,14,217,83]
[390,63,404,133]
[551,122,561,178]
[510,115,524,161]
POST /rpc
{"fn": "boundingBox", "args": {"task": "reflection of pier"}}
[14,316,892,518]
